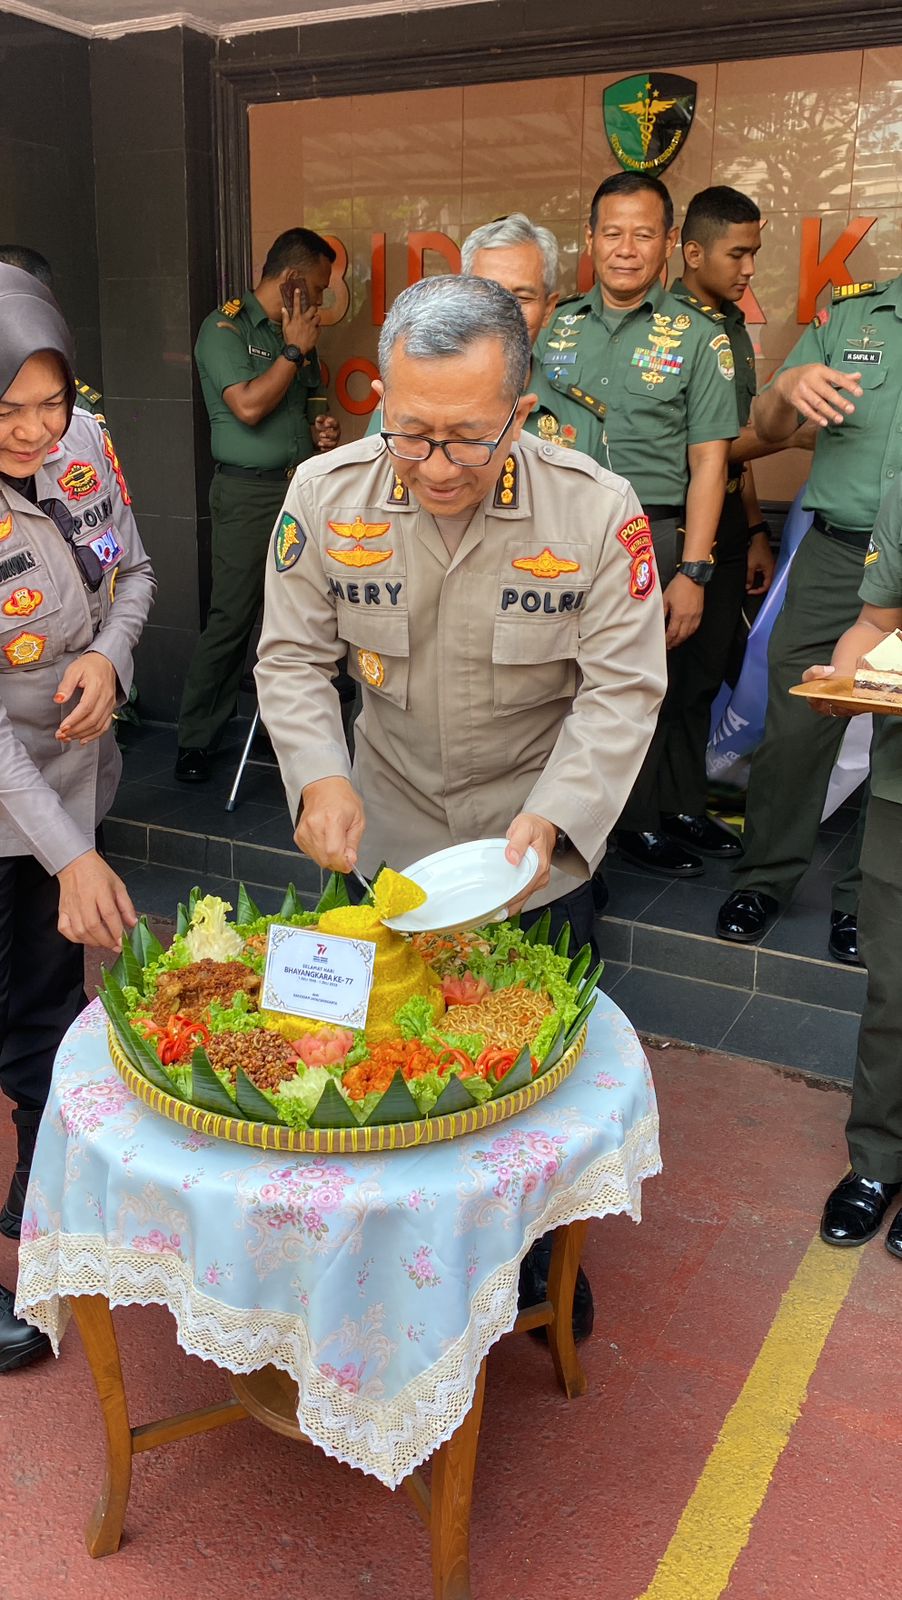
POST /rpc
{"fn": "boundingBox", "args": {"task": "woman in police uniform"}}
[0,265,154,1371]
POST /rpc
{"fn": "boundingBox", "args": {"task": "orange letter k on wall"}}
[797,216,877,322]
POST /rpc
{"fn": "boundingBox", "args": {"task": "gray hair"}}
[377,275,532,401]
[461,213,560,297]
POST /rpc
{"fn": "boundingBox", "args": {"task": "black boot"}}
[0,1106,41,1240]
[518,1233,595,1344]
[0,1284,51,1373]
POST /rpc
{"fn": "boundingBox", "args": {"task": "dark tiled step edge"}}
[597,916,867,1011]
[105,816,323,900]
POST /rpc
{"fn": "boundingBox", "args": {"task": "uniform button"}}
[600,377,609,385]
[541,444,555,456]
[888,469,896,478]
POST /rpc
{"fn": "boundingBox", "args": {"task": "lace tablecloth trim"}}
[17,1110,659,1487]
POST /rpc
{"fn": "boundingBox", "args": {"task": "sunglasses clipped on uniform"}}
[38,496,105,592]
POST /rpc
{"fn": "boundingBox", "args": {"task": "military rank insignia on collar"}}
[273,512,306,572]
[389,473,409,505]
[493,455,519,509]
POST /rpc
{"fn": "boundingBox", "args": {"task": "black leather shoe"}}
[0,1284,51,1373]
[885,1208,902,1260]
[615,830,703,878]
[518,1235,595,1344]
[0,1105,41,1240]
[174,747,211,783]
[820,1171,900,1246]
[662,812,743,858]
[716,889,779,943]
[828,912,862,967]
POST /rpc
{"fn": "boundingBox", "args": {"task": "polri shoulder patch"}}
[493,454,519,509]
[273,511,306,572]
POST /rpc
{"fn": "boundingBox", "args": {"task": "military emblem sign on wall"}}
[603,74,697,177]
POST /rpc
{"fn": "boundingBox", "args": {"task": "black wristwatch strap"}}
[282,344,303,365]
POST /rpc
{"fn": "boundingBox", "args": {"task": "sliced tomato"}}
[442,973,491,1007]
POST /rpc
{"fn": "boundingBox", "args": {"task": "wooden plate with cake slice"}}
[790,629,902,716]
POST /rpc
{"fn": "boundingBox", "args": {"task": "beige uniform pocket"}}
[0,563,66,671]
[491,614,579,713]
[337,603,410,711]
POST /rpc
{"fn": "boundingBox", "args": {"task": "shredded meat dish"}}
[206,1028,299,1090]
[151,959,260,1024]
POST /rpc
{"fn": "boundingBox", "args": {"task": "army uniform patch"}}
[717,348,736,380]
[327,516,393,568]
[2,588,43,618]
[864,539,880,566]
[0,515,11,542]
[709,333,731,352]
[512,548,581,580]
[58,460,100,502]
[357,649,385,688]
[3,630,46,666]
[274,512,306,572]
[616,514,657,601]
[812,307,830,328]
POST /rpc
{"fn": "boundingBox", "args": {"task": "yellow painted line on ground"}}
[637,1234,862,1600]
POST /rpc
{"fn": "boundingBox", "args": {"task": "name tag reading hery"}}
[261,924,376,1030]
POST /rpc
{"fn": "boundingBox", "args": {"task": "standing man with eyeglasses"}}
[0,265,154,1371]
[175,227,341,783]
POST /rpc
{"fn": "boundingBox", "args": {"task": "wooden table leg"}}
[546,1220,589,1399]
[70,1294,134,1558]
[429,1358,487,1600]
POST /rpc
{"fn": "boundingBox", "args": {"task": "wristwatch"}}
[281,344,304,364]
[677,555,716,586]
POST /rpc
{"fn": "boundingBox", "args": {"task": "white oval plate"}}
[382,838,539,935]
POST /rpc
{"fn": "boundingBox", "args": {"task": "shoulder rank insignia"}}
[273,512,306,572]
[493,454,519,509]
[512,548,581,580]
[220,297,242,316]
[3,629,46,666]
[832,282,878,301]
[0,515,12,542]
[75,379,102,406]
[567,386,607,419]
[389,473,409,505]
[326,516,393,568]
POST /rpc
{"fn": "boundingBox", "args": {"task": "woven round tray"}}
[107,1023,587,1153]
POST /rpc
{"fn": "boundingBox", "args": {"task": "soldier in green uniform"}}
[0,246,104,416]
[716,275,902,960]
[802,479,902,1254]
[666,187,815,862]
[529,172,740,878]
[175,227,339,782]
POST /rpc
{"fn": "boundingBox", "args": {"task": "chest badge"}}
[327,516,393,568]
[2,587,43,618]
[0,515,11,542]
[357,648,385,688]
[512,547,581,580]
[274,512,307,572]
[3,630,46,666]
[58,460,100,502]
[673,313,692,331]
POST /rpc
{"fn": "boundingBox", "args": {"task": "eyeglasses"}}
[380,396,520,468]
[38,497,105,592]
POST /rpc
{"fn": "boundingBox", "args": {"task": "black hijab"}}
[0,262,76,429]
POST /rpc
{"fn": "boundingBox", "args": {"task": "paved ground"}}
[2,1036,900,1600]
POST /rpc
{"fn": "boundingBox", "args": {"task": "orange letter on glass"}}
[797,216,877,323]
[337,358,380,416]
[371,233,386,327]
[407,232,460,286]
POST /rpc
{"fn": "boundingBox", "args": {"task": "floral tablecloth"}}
[17,994,660,1488]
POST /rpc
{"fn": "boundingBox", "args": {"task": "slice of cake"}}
[854,628,902,698]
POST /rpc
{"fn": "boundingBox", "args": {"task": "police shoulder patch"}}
[274,512,306,572]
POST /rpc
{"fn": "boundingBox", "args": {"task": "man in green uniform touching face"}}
[530,173,739,878]
[175,227,339,783]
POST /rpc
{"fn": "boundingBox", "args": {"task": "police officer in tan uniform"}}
[0,265,154,1371]
[257,274,667,1344]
